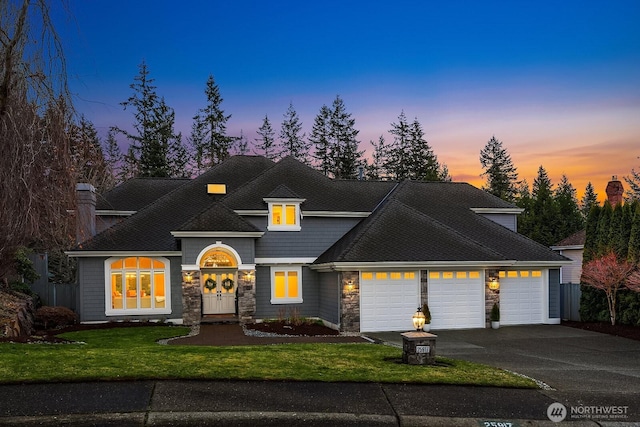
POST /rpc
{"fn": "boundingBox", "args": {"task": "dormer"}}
[264,185,305,231]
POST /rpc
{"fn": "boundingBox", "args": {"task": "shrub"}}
[490,303,500,322]
[35,306,78,330]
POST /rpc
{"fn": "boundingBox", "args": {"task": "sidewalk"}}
[0,380,629,426]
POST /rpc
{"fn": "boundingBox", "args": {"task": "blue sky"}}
[53,0,640,197]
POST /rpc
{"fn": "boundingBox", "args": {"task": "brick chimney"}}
[605,176,624,208]
[76,183,96,244]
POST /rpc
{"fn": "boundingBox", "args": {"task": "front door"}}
[201,270,236,314]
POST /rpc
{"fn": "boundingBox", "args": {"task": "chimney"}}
[605,176,624,208]
[76,183,96,244]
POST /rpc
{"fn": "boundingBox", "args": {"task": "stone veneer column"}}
[485,270,500,326]
[340,271,360,333]
[420,270,428,307]
[182,270,201,326]
[237,270,256,323]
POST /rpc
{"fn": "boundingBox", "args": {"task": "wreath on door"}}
[204,278,217,291]
[221,277,235,291]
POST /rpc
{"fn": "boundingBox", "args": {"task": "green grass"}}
[0,326,535,387]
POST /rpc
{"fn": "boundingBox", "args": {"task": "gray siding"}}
[254,266,320,319]
[548,268,560,318]
[78,256,183,322]
[480,213,517,232]
[181,237,256,265]
[248,216,361,258]
[318,271,340,325]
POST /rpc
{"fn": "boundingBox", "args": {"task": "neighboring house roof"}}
[314,180,569,265]
[76,156,275,251]
[551,229,586,249]
[96,177,190,211]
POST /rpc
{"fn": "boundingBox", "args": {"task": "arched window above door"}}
[200,249,237,268]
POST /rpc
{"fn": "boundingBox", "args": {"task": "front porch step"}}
[201,314,239,325]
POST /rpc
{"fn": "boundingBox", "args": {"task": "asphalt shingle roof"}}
[96,178,190,211]
[77,156,274,251]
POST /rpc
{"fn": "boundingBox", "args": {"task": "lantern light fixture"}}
[488,275,500,290]
[412,307,426,331]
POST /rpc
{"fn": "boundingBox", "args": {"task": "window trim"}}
[265,198,303,231]
[270,265,303,304]
[104,256,172,316]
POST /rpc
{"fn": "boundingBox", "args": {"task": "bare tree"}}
[0,0,76,279]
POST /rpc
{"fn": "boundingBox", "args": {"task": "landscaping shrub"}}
[35,306,78,330]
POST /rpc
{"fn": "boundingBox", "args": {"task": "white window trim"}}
[270,265,303,304]
[104,256,172,316]
[265,199,303,232]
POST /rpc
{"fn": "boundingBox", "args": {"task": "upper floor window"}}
[265,199,302,231]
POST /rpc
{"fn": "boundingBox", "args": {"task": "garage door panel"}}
[428,272,484,330]
[360,273,419,332]
[500,272,543,325]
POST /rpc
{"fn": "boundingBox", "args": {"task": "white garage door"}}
[500,270,544,325]
[428,271,484,329]
[360,271,420,332]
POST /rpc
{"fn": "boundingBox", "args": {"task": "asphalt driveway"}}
[366,325,640,394]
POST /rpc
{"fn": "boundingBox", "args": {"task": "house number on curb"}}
[478,421,519,427]
[416,345,430,353]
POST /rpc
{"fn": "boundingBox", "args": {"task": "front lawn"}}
[0,326,535,387]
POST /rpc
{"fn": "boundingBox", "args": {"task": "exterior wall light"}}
[346,279,355,292]
[184,272,193,283]
[412,307,426,331]
[244,271,254,281]
[488,276,500,290]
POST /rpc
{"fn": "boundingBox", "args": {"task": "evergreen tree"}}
[624,168,640,201]
[278,102,309,163]
[255,115,277,160]
[309,105,332,175]
[154,96,187,178]
[580,182,599,219]
[479,135,519,202]
[520,166,559,246]
[190,74,234,170]
[554,174,584,240]
[69,116,111,192]
[365,135,387,180]
[103,129,123,185]
[515,179,533,235]
[627,201,640,263]
[582,204,601,263]
[595,201,613,257]
[409,117,441,181]
[234,129,249,155]
[387,111,412,180]
[329,96,363,179]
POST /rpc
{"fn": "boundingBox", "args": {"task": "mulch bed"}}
[562,320,640,342]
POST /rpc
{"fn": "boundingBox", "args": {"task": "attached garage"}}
[360,271,419,332]
[428,271,485,329]
[499,270,544,325]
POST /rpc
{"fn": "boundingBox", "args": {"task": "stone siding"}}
[182,271,201,326]
[340,271,360,333]
[485,270,500,326]
[237,270,256,323]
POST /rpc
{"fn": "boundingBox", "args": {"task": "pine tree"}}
[582,204,601,263]
[624,168,640,201]
[387,111,412,180]
[595,202,613,257]
[515,179,533,235]
[554,174,584,240]
[520,166,560,246]
[69,116,111,192]
[409,117,441,181]
[580,182,599,219]
[279,102,309,163]
[153,96,186,178]
[190,75,234,170]
[255,115,277,160]
[329,96,363,179]
[234,129,249,155]
[365,135,387,180]
[103,129,123,186]
[479,135,519,202]
[309,105,332,175]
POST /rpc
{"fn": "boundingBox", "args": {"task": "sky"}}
[51,0,640,201]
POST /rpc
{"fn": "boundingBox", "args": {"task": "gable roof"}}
[75,156,274,252]
[552,229,586,248]
[314,180,569,265]
[96,177,190,211]
[177,202,262,233]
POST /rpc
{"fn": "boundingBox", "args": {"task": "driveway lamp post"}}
[412,307,426,331]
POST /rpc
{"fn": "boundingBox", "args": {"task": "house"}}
[68,155,570,332]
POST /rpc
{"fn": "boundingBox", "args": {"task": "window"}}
[266,200,302,231]
[105,256,171,315]
[270,266,302,304]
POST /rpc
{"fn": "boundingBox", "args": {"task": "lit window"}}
[390,272,402,280]
[271,266,302,304]
[469,271,480,279]
[361,272,373,280]
[105,257,170,315]
[521,271,530,277]
[404,272,416,279]
[442,272,454,279]
[429,272,440,279]
[456,272,467,279]
[376,272,388,280]
[532,271,542,277]
[507,271,518,278]
[267,200,302,231]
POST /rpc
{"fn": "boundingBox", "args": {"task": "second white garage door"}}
[499,270,544,325]
[428,271,485,329]
[360,271,420,332]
